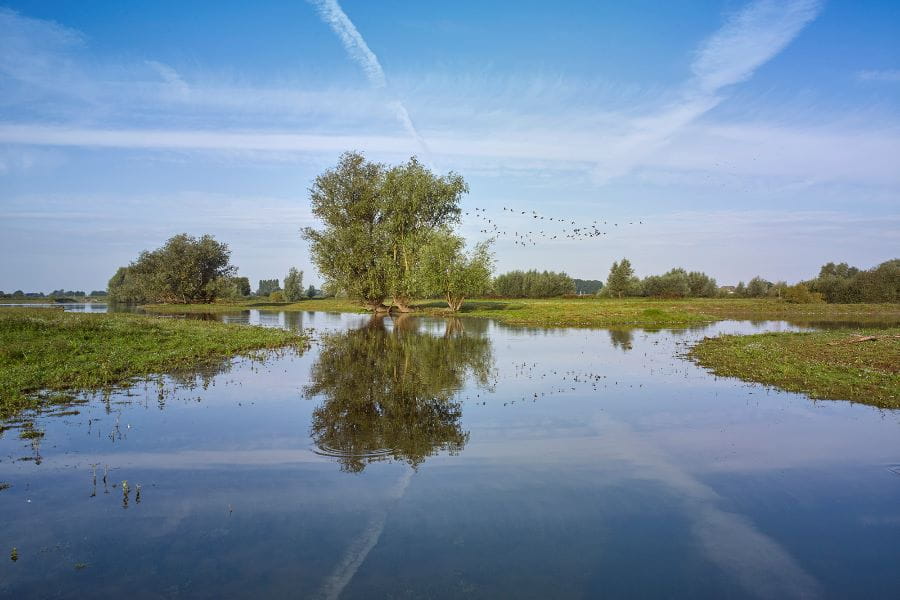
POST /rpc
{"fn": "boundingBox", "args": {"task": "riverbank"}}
[689,328,900,408]
[0,308,308,418]
[142,297,900,328]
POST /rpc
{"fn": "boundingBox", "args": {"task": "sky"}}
[1,0,898,292]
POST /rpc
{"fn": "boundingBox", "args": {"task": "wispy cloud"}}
[307,0,386,89]
[145,60,190,99]
[0,2,894,190]
[3,117,898,186]
[307,0,430,159]
[691,0,821,92]
[591,0,823,182]
[857,69,900,83]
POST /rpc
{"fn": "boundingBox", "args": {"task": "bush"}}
[642,269,690,298]
[807,259,899,303]
[782,283,824,304]
[269,291,285,302]
[493,270,575,298]
[108,234,235,303]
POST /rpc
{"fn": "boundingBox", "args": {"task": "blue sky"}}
[1,0,898,291]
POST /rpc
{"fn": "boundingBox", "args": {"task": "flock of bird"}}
[464,206,644,247]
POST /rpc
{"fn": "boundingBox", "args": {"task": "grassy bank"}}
[689,328,900,408]
[142,297,367,314]
[144,297,900,328]
[0,308,307,417]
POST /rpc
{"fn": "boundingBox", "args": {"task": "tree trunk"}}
[447,294,464,312]
[365,299,390,313]
[392,296,414,313]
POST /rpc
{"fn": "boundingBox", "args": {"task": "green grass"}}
[418,298,713,327]
[689,328,900,408]
[0,308,308,417]
[145,297,900,328]
[142,297,367,314]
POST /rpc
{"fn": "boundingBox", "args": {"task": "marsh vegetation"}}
[0,308,307,417]
[690,327,900,408]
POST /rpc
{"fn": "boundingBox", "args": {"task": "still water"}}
[1,309,898,598]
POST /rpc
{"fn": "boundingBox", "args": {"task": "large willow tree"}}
[415,229,493,312]
[382,158,466,311]
[302,152,467,312]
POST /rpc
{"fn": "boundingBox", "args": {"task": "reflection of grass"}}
[689,328,900,408]
[145,297,900,328]
[0,308,307,417]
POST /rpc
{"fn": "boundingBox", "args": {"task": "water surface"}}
[1,310,898,599]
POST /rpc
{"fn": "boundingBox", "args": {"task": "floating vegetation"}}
[19,427,44,440]
[50,410,81,417]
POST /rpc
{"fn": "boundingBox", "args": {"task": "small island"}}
[690,328,900,408]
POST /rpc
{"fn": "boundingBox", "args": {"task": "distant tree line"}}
[574,278,603,295]
[726,260,898,304]
[598,258,718,299]
[492,270,576,298]
[805,260,898,303]
[727,277,818,303]
[595,257,898,303]
[0,290,107,299]
[256,279,280,297]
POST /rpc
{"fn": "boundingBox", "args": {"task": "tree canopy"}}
[302,152,468,311]
[108,234,235,303]
[382,157,467,310]
[574,278,603,295]
[641,268,717,298]
[283,268,304,302]
[807,259,898,303]
[415,229,493,312]
[603,259,640,298]
[257,279,280,296]
[233,277,251,297]
[493,270,576,298]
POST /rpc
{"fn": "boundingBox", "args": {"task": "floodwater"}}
[0,302,109,312]
[1,309,898,599]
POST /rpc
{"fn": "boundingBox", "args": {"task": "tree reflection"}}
[305,315,493,472]
[608,328,634,351]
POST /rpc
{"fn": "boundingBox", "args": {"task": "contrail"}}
[317,467,414,600]
[307,0,431,160]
